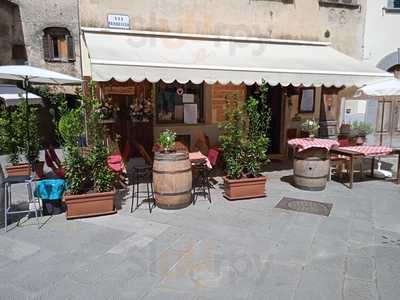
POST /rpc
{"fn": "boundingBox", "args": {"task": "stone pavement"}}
[0,161,400,300]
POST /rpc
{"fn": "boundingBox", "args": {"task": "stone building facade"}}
[78,0,373,155]
[79,0,366,59]
[1,0,81,79]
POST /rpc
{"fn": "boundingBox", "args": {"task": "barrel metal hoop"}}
[294,173,328,179]
[154,189,192,196]
[153,168,192,174]
[154,157,188,161]
[295,158,328,161]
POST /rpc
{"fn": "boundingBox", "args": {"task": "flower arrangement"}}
[159,129,176,152]
[301,118,320,139]
[129,95,153,123]
[95,97,117,120]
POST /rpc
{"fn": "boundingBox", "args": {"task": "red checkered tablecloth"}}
[288,138,340,152]
[339,145,393,157]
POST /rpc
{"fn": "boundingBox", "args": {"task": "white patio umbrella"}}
[0,65,81,164]
[354,78,400,98]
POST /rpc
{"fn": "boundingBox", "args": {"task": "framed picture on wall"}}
[299,88,315,113]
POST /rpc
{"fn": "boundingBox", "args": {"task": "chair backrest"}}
[175,141,189,153]
[121,142,131,162]
[207,148,219,167]
[48,146,62,168]
[286,128,298,140]
[45,150,64,178]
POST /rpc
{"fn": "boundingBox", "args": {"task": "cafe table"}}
[330,145,400,189]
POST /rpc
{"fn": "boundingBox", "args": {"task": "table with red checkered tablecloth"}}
[330,145,400,189]
[288,138,340,152]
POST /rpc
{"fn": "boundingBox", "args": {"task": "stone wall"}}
[8,0,81,78]
[79,0,366,59]
[0,1,25,65]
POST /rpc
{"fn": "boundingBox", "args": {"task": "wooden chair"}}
[329,139,350,181]
[45,149,65,178]
[286,128,298,156]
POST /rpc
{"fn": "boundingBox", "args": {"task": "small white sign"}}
[184,104,198,124]
[107,14,130,29]
[182,93,194,103]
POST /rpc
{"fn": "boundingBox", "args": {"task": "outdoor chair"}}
[329,139,351,181]
[192,159,211,205]
[45,149,65,178]
[130,161,154,213]
[1,165,41,232]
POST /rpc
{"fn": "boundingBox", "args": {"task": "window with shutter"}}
[67,36,75,62]
[42,27,75,62]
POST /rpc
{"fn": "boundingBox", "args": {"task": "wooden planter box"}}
[64,190,117,219]
[223,176,267,200]
[5,164,31,177]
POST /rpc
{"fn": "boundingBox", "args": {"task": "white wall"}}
[363,0,400,68]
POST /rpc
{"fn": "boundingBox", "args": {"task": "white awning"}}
[0,84,42,106]
[83,27,393,87]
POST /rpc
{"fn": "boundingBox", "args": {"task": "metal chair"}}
[130,164,155,213]
[192,159,211,205]
[1,165,42,232]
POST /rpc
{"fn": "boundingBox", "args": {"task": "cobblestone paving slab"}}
[1,157,400,299]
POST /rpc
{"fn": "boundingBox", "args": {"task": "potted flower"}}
[153,129,192,209]
[301,118,320,140]
[159,129,176,152]
[219,83,271,200]
[60,82,117,219]
[0,101,43,177]
[350,121,373,145]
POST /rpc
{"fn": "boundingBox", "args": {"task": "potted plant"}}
[301,118,320,140]
[60,82,117,219]
[0,101,43,177]
[350,121,373,145]
[159,129,176,152]
[219,83,271,200]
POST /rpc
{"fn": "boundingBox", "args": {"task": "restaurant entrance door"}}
[247,84,283,154]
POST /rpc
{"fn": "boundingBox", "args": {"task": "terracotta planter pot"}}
[64,190,117,219]
[223,176,267,200]
[5,164,31,177]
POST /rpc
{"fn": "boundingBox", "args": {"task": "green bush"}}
[59,81,116,195]
[351,121,373,136]
[0,100,41,165]
[219,82,271,179]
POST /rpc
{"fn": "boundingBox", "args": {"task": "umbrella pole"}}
[379,96,385,146]
[24,77,32,170]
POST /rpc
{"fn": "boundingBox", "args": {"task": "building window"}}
[43,27,75,62]
[389,0,400,8]
[155,81,204,124]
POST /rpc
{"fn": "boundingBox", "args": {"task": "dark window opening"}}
[43,27,75,62]
[155,81,204,124]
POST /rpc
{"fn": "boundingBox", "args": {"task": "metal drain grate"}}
[275,197,333,216]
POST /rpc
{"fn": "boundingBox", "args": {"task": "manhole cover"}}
[275,197,332,216]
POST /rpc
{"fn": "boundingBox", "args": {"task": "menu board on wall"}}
[182,93,194,103]
[184,104,198,124]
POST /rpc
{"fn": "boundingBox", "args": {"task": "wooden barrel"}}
[153,151,192,209]
[293,147,330,191]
